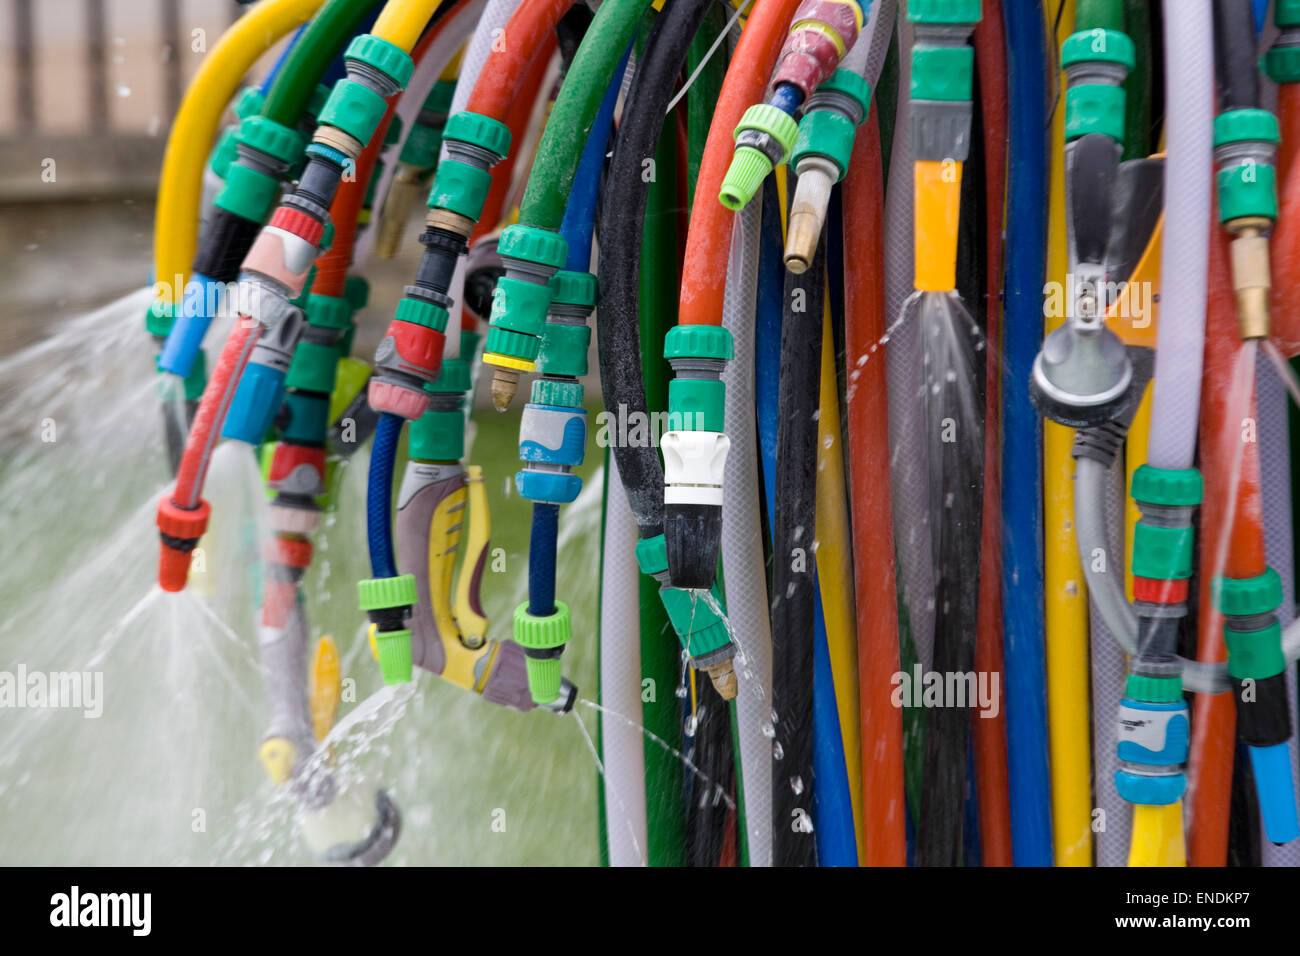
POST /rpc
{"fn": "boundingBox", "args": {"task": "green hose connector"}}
[513,601,571,704]
[409,359,470,462]
[398,80,456,168]
[1061,27,1133,142]
[358,574,419,684]
[910,46,976,101]
[1216,568,1286,682]
[216,116,306,220]
[484,225,568,374]
[658,585,731,662]
[1130,465,1202,583]
[1266,1,1300,82]
[664,325,732,432]
[344,34,414,89]
[908,0,982,24]
[319,79,389,146]
[1126,673,1183,703]
[1131,464,1204,506]
[719,104,799,211]
[1214,108,1281,223]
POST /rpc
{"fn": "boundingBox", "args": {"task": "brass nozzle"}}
[374,166,426,259]
[784,209,820,274]
[1227,220,1271,340]
[490,368,519,411]
[704,659,738,701]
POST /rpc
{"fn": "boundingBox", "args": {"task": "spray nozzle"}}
[1029,299,1133,428]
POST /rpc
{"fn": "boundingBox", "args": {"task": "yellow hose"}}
[153,0,323,304]
[1043,0,1093,868]
[1128,803,1186,866]
[372,0,442,51]
[815,298,865,860]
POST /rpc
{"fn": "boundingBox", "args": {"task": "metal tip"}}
[704,660,738,701]
[490,368,518,412]
[784,210,821,275]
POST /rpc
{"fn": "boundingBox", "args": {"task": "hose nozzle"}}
[785,157,839,273]
[490,367,519,411]
[513,601,571,705]
[719,106,799,211]
[156,497,211,592]
[374,164,427,259]
[1227,222,1271,340]
[1029,289,1133,428]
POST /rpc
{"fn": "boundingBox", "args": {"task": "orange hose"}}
[467,0,575,118]
[844,111,906,866]
[972,0,1013,868]
[1187,211,1251,866]
[677,0,803,326]
[1271,87,1300,355]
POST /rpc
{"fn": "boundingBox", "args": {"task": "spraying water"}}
[0,290,607,864]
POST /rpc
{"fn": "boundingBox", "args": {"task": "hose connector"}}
[1030,264,1133,427]
[369,292,448,419]
[1264,0,1300,84]
[772,0,865,99]
[1215,567,1300,844]
[1115,671,1190,808]
[635,535,737,700]
[1061,28,1134,144]
[513,600,572,705]
[358,574,418,684]
[483,225,568,410]
[662,325,733,590]
[156,496,211,592]
[719,104,799,211]
[1215,109,1280,340]
[786,68,871,272]
[376,80,456,258]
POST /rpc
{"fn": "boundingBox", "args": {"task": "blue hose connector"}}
[159,274,219,377]
[222,361,286,445]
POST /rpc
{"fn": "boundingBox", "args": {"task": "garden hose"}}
[660,0,801,593]
[1000,0,1053,867]
[482,0,653,412]
[971,0,1013,869]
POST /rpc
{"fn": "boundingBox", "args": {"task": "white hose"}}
[599,455,650,867]
[842,0,896,87]
[721,199,773,867]
[1145,0,1214,470]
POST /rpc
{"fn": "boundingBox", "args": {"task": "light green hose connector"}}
[513,600,571,704]
[373,629,414,685]
[719,104,799,210]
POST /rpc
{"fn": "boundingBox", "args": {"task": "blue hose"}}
[560,48,630,272]
[755,179,785,534]
[1001,0,1053,865]
[812,587,858,865]
[528,504,560,616]
[1254,0,1270,34]
[367,412,402,579]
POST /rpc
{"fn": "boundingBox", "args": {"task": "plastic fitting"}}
[719,104,800,211]
[635,535,737,700]
[1264,0,1300,84]
[368,293,449,420]
[1214,568,1300,844]
[483,225,568,410]
[358,573,419,684]
[661,325,733,591]
[1215,108,1280,340]
[773,0,864,99]
[156,497,212,592]
[787,68,872,272]
[1061,28,1134,143]
[513,600,572,705]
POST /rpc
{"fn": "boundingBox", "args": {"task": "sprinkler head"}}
[299,783,401,867]
[1029,311,1133,428]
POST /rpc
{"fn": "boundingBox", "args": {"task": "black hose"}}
[770,221,823,868]
[556,3,594,71]
[1213,0,1259,111]
[596,0,713,538]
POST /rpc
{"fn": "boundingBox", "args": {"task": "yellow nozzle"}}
[259,737,297,786]
[913,159,963,293]
[1128,801,1186,867]
[309,636,342,741]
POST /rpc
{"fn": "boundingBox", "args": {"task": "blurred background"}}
[0,0,609,865]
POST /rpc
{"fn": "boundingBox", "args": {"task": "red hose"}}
[1187,210,1253,866]
[677,0,803,326]
[1270,83,1300,354]
[470,31,557,250]
[972,0,1012,868]
[466,0,575,119]
[844,110,905,867]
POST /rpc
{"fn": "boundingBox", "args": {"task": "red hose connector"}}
[262,536,313,628]
[773,0,864,99]
[156,497,211,592]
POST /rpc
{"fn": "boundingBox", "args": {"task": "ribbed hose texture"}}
[1257,355,1300,866]
[366,412,402,579]
[883,9,933,672]
[1090,454,1131,866]
[599,453,651,866]
[722,199,774,866]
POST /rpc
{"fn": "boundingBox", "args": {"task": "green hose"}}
[1121,0,1152,159]
[262,0,382,128]
[1076,0,1123,31]
[685,3,727,207]
[520,0,655,230]
[638,117,688,868]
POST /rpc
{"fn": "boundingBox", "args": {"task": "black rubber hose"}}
[1213,0,1259,111]
[556,3,594,70]
[597,0,713,538]
[770,223,823,869]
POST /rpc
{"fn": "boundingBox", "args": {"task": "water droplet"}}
[772,742,784,760]
[116,85,131,98]
[791,776,804,795]
[761,722,776,739]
